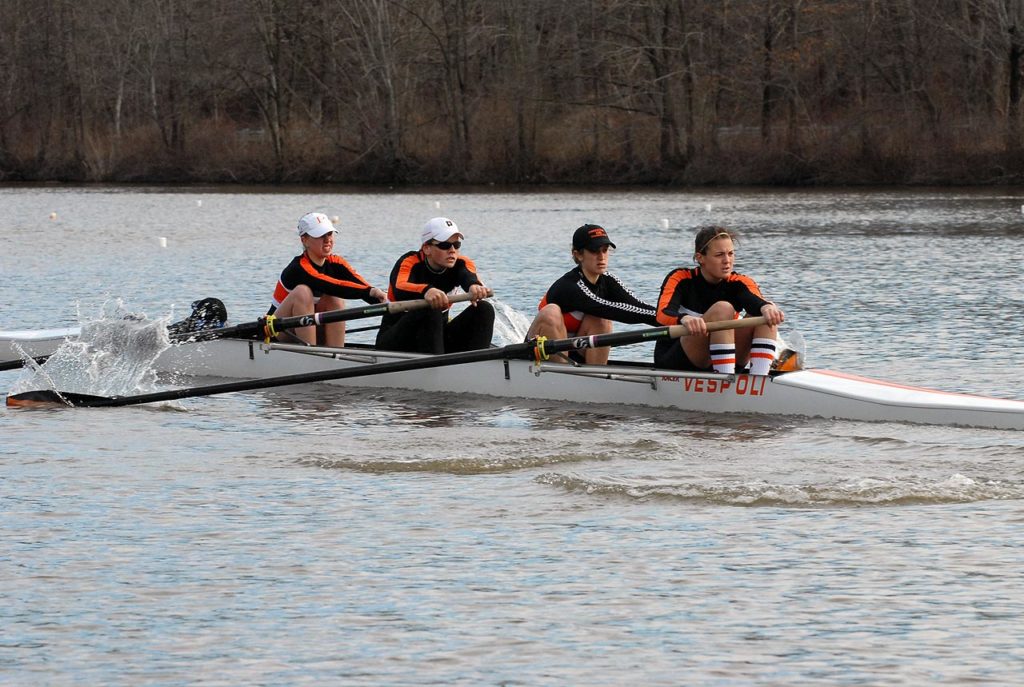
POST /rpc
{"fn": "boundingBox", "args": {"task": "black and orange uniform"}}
[654,267,771,370]
[376,250,494,354]
[539,266,659,334]
[269,253,377,314]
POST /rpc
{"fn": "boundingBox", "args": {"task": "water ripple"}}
[536,471,1024,506]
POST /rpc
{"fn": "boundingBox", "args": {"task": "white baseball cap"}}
[420,217,464,245]
[297,212,336,238]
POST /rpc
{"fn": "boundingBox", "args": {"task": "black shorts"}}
[653,337,706,372]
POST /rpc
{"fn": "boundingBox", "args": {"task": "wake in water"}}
[536,471,1024,506]
[9,301,172,399]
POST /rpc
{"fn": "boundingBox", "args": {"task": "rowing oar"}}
[6,317,766,409]
[0,299,227,373]
[0,292,484,372]
[177,291,486,343]
[0,354,50,373]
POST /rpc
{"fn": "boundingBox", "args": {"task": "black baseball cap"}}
[572,224,616,251]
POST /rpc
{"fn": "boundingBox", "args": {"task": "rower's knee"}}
[528,304,564,338]
[278,284,315,315]
[705,301,737,321]
[579,315,611,336]
[475,299,496,324]
[318,295,345,312]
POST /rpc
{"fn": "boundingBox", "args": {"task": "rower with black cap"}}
[375,217,494,354]
[526,223,659,365]
[269,212,387,347]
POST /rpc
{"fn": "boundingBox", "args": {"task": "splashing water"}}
[491,298,531,345]
[446,297,531,346]
[9,302,173,398]
[779,330,808,369]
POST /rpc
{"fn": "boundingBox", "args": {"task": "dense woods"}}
[2,0,1024,185]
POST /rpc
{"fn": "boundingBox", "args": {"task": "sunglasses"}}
[430,240,462,250]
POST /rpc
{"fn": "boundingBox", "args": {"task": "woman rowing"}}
[526,223,659,365]
[654,225,784,375]
[375,217,494,354]
[269,212,387,346]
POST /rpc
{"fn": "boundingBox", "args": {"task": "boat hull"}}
[4,330,1024,430]
[155,338,1024,431]
[0,327,79,369]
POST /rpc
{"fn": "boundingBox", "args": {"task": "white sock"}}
[749,337,777,376]
[710,343,736,374]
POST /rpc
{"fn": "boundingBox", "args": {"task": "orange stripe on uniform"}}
[394,253,429,297]
[728,273,764,298]
[656,269,691,326]
[300,255,370,291]
[271,281,290,307]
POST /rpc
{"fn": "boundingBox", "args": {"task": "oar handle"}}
[385,289,493,314]
[665,315,768,340]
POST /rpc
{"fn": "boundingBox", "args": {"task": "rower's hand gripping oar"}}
[6,315,765,409]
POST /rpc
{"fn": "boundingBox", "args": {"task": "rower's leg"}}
[740,323,779,375]
[376,310,445,354]
[316,295,346,347]
[274,285,316,344]
[526,304,572,363]
[576,315,613,365]
[445,301,495,352]
[687,301,737,373]
[526,304,568,340]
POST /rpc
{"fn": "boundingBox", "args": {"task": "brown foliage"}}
[1,0,1023,185]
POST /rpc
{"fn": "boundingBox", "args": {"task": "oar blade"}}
[167,297,229,342]
[5,389,111,408]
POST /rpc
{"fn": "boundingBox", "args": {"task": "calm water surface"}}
[3,186,1024,685]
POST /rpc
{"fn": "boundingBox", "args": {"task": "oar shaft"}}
[178,291,488,342]
[0,355,50,372]
[49,315,767,408]
[73,343,536,407]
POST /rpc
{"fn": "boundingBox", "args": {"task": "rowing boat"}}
[0,327,80,370]
[4,327,1024,430]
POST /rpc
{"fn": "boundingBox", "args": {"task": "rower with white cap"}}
[376,217,494,354]
[268,212,387,347]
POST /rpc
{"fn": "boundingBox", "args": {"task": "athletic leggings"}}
[376,301,495,354]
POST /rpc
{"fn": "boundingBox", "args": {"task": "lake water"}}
[3,185,1024,685]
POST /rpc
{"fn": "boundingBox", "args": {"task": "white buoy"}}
[331,216,340,224]
[159,237,167,248]
[49,212,58,220]
[434,201,441,209]
[705,203,713,213]
[196,199,202,207]
[660,218,670,229]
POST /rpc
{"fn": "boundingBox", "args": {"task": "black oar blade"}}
[5,389,112,408]
[167,297,228,341]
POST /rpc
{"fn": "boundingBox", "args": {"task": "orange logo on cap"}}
[588,228,607,239]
